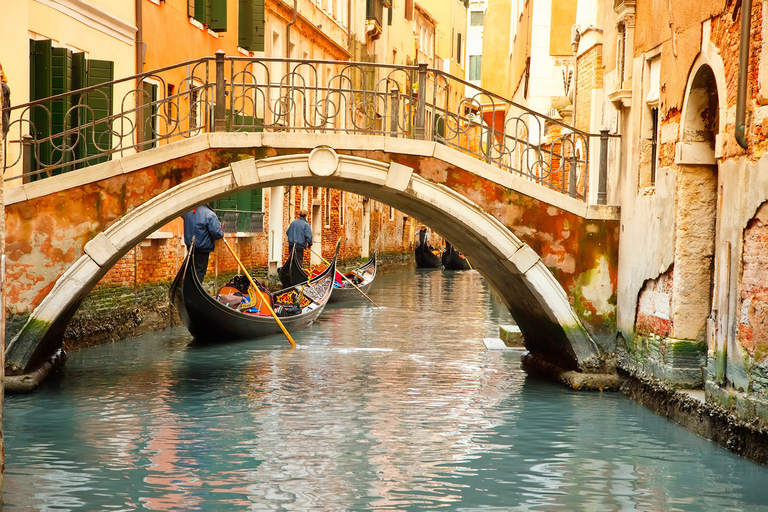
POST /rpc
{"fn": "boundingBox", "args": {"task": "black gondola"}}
[170,240,339,342]
[414,242,442,268]
[329,237,380,303]
[277,245,309,288]
[442,242,471,270]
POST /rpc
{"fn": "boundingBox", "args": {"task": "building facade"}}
[579,0,768,430]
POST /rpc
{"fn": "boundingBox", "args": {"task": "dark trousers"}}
[289,242,306,265]
[193,251,211,282]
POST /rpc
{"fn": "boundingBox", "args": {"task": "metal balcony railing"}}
[1,52,614,202]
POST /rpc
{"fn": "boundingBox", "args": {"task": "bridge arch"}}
[6,148,604,377]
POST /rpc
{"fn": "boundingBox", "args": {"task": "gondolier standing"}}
[286,209,313,264]
[182,204,224,281]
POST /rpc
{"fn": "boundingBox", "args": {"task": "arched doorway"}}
[673,64,720,386]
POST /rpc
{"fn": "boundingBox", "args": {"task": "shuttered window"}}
[214,189,264,233]
[238,0,265,52]
[29,39,114,179]
[209,0,227,31]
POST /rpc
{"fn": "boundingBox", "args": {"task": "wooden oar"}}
[309,246,380,308]
[221,238,296,347]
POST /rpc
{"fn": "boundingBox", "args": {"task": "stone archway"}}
[673,63,721,386]
[5,150,607,381]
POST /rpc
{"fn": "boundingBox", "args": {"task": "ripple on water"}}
[4,270,768,511]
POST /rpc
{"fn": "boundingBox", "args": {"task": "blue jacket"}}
[286,217,313,248]
[182,205,224,252]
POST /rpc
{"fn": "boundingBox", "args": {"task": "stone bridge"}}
[4,132,619,382]
[2,55,620,386]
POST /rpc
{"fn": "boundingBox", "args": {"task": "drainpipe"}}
[135,0,144,73]
[286,0,297,60]
[347,0,352,50]
[735,0,752,149]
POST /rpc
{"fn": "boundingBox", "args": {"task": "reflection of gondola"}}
[278,245,309,288]
[170,240,339,342]
[414,242,442,268]
[329,237,379,303]
[442,242,471,271]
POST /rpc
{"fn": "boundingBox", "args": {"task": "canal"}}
[4,269,768,511]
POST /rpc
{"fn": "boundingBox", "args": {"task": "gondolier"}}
[182,203,224,281]
[286,210,313,264]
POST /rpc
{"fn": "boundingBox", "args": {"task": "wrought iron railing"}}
[2,52,613,202]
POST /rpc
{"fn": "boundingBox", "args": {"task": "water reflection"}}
[4,270,768,511]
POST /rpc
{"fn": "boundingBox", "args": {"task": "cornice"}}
[34,0,137,45]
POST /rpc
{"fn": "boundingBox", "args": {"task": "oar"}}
[308,246,380,308]
[221,238,296,347]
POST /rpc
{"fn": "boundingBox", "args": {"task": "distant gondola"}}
[329,237,380,303]
[278,245,309,288]
[442,242,471,271]
[170,240,339,342]
[414,242,442,268]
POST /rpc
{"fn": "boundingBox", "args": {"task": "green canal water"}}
[4,269,768,511]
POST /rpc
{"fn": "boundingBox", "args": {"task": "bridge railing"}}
[2,53,611,202]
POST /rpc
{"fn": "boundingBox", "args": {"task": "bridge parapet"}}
[3,54,611,202]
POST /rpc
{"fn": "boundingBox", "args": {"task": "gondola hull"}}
[171,242,338,342]
[328,252,378,303]
[442,246,471,270]
[414,243,442,268]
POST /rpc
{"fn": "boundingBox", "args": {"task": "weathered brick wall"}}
[636,269,674,337]
[739,202,768,394]
[576,44,602,133]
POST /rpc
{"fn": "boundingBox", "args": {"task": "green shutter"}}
[71,52,88,166]
[83,59,114,166]
[238,0,265,52]
[209,0,227,31]
[49,47,73,175]
[29,40,52,180]
[194,0,210,24]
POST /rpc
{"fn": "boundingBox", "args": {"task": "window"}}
[339,192,345,225]
[188,0,226,30]
[639,56,660,188]
[239,0,265,52]
[456,32,463,65]
[470,11,484,26]
[28,39,114,179]
[324,189,331,227]
[213,189,264,233]
[469,55,481,81]
[139,81,158,151]
[405,0,413,21]
[617,23,626,88]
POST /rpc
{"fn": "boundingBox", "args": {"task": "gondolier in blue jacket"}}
[182,204,224,282]
[286,209,313,264]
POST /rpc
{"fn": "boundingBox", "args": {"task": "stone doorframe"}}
[672,38,728,387]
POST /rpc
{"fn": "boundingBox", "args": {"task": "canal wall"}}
[619,365,768,466]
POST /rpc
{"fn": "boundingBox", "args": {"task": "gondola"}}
[442,242,472,271]
[170,240,340,342]
[414,242,442,268]
[329,237,380,303]
[277,245,309,288]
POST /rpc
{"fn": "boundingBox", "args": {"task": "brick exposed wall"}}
[575,45,603,133]
[740,203,768,365]
[636,269,674,337]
